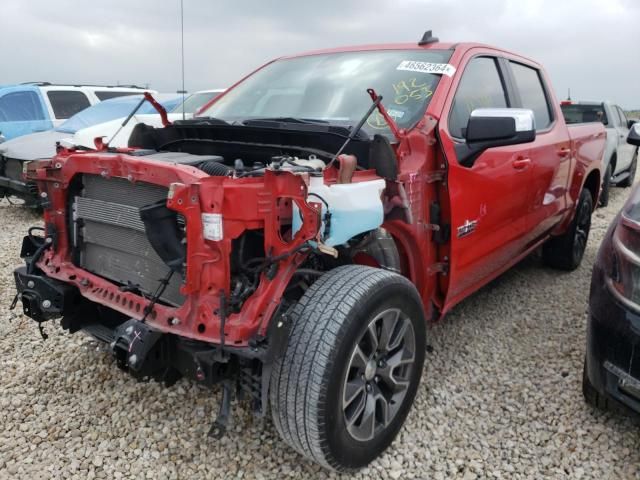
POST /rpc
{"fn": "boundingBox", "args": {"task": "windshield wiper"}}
[181,116,230,125]
[242,117,330,125]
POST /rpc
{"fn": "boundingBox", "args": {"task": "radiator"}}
[73,175,184,306]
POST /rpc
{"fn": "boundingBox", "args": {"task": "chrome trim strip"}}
[606,277,640,315]
[621,213,640,232]
[613,227,640,267]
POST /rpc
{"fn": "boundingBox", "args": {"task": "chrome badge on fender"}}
[457,219,478,238]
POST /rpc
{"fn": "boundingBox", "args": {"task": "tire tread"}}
[270,265,421,471]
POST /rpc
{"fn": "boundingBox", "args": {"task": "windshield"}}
[200,49,453,136]
[56,96,180,134]
[172,91,223,114]
[561,104,608,126]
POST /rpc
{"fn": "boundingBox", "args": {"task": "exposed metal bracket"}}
[425,170,446,183]
[422,222,441,232]
[427,261,449,276]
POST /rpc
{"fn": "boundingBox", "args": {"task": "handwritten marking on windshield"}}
[392,78,433,105]
[367,111,389,130]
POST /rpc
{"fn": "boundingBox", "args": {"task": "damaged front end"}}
[10,116,410,432]
[9,75,440,440]
[12,144,328,425]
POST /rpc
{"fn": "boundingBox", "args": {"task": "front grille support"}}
[72,175,185,306]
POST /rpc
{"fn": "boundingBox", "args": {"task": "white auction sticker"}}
[202,213,224,241]
[397,60,456,77]
[387,109,405,119]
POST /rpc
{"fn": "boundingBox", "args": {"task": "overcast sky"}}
[1,0,638,108]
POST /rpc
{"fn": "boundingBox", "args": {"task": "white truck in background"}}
[561,101,638,206]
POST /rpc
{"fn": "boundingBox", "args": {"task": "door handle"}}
[557,147,571,158]
[512,157,531,170]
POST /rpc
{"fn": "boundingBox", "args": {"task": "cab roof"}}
[279,41,541,68]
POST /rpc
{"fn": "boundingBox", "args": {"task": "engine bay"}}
[127,119,378,174]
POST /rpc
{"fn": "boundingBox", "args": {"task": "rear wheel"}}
[270,265,426,472]
[599,163,611,207]
[542,189,593,271]
[619,149,638,188]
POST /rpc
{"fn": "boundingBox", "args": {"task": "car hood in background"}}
[0,130,69,161]
[73,113,189,150]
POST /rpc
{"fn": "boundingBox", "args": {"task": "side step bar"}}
[612,171,630,185]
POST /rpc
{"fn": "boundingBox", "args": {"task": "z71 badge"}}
[457,219,478,238]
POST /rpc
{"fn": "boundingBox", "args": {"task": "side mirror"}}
[628,119,638,130]
[456,108,536,167]
[628,124,640,147]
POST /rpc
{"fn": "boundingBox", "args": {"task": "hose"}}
[199,161,233,177]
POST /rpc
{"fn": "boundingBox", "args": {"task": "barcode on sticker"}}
[397,61,456,77]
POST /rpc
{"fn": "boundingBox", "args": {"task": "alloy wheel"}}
[342,308,416,442]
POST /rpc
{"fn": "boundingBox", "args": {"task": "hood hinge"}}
[425,170,446,183]
[427,259,449,276]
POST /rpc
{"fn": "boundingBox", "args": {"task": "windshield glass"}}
[561,104,608,125]
[56,95,180,134]
[200,49,452,136]
[172,91,223,114]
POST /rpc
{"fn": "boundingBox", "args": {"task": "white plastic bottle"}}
[293,175,386,247]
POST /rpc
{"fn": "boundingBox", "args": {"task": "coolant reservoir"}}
[293,175,386,247]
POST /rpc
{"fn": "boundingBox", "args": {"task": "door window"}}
[0,91,46,121]
[449,57,508,139]
[509,62,552,129]
[46,91,91,119]
[616,106,629,129]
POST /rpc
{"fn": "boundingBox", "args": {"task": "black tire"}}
[598,163,611,207]
[270,265,426,472]
[619,149,638,188]
[542,188,593,271]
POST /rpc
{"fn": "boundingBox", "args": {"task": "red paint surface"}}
[26,43,605,346]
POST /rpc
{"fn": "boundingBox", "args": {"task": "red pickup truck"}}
[12,32,605,471]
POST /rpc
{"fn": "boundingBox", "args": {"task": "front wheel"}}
[542,188,593,271]
[269,265,426,472]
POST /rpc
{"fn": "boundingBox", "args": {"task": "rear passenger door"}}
[506,60,569,241]
[438,54,532,304]
[44,90,91,126]
[615,106,635,172]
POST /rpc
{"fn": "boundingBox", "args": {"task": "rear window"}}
[561,104,608,125]
[95,91,142,101]
[47,91,91,119]
[0,91,46,122]
[509,62,552,129]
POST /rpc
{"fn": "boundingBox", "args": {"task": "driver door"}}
[437,55,532,307]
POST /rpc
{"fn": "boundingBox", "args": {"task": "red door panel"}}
[433,49,534,309]
[439,139,532,304]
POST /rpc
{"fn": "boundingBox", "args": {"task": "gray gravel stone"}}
[1,188,640,479]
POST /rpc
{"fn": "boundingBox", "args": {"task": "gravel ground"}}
[1,187,639,480]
